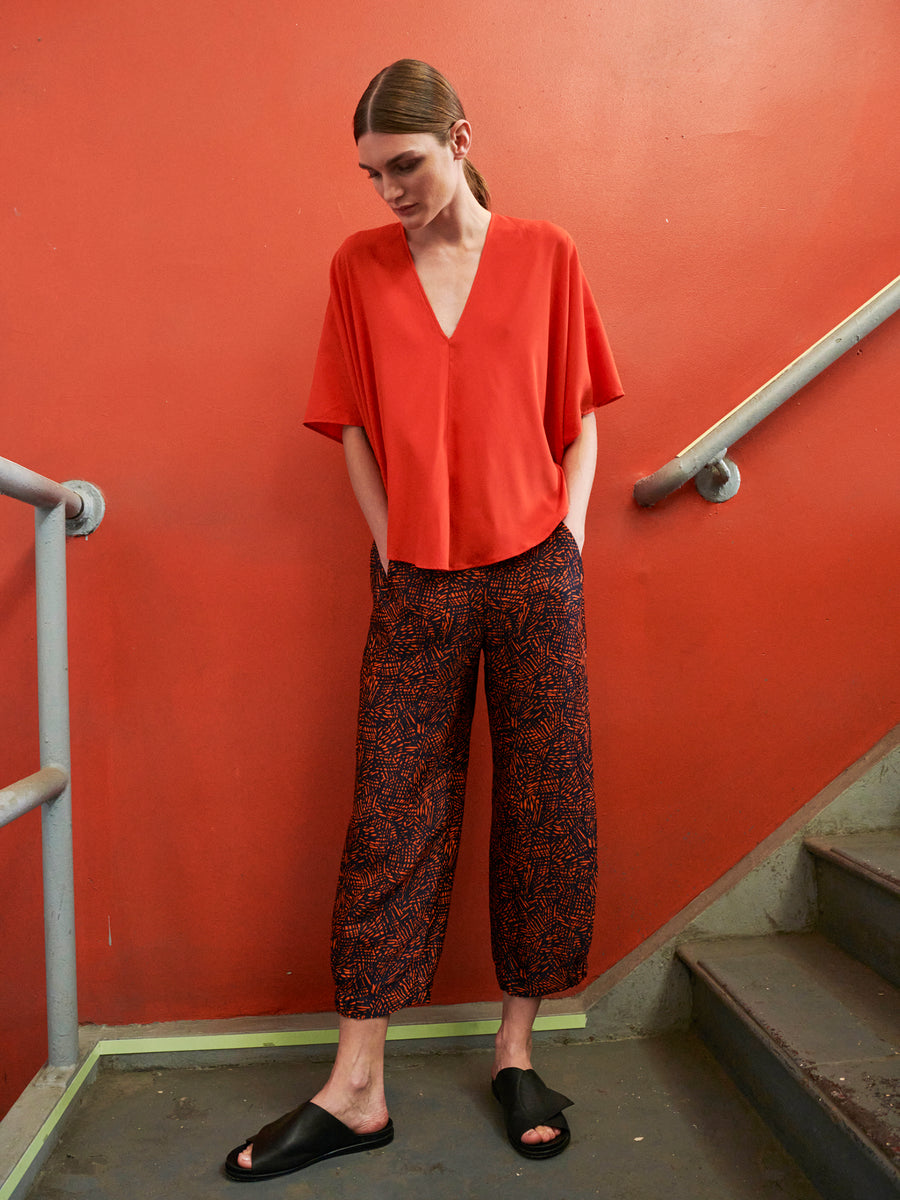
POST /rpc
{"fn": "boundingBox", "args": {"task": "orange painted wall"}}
[2,0,899,1116]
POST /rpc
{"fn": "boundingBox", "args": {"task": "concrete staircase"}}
[679,831,900,1200]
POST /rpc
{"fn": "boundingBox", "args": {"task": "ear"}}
[448,119,472,160]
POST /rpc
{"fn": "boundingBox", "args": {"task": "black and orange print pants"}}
[331,523,596,1019]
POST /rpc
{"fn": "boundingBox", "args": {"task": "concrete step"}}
[678,931,900,1200]
[805,831,900,988]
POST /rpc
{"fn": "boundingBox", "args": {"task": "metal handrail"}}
[0,767,68,828]
[0,457,105,1071]
[633,274,900,506]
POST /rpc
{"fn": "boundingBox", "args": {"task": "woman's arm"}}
[561,412,597,553]
[342,425,389,570]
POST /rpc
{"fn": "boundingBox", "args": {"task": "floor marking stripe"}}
[0,1048,100,1200]
[94,1013,585,1055]
[1,1012,584,1198]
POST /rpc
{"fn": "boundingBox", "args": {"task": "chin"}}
[397,211,429,230]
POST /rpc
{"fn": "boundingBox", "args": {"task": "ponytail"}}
[463,159,491,210]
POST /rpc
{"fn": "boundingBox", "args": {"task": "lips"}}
[393,204,417,216]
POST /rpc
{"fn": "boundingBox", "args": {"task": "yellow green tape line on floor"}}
[96,1013,585,1055]
[0,1046,102,1200]
[0,1012,585,1200]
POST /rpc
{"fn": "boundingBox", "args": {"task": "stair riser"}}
[690,972,899,1200]
[815,860,900,989]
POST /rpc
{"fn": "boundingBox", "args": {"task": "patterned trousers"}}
[331,523,596,1019]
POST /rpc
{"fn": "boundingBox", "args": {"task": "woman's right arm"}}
[342,425,389,571]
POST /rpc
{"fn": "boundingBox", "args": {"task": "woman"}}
[225,59,622,1182]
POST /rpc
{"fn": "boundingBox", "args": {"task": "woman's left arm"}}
[561,412,598,553]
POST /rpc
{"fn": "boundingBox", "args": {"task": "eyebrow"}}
[358,151,418,172]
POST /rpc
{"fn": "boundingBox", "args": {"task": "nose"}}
[382,175,404,204]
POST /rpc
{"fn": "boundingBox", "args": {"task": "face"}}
[357,126,469,230]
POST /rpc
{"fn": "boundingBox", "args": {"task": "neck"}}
[406,179,491,252]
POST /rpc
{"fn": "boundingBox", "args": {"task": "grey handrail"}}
[633,274,900,506]
[0,767,68,828]
[0,462,82,519]
[0,457,105,1070]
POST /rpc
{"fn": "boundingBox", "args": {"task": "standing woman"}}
[225,59,622,1182]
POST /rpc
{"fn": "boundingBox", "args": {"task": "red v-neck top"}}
[304,213,623,570]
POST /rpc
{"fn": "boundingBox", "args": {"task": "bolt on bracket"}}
[695,454,741,503]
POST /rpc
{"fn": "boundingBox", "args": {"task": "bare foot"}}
[492,1047,562,1145]
[491,1061,562,1145]
[237,1013,390,1171]
[492,993,568,1147]
[235,1084,389,1170]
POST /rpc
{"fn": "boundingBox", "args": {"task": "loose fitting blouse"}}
[304,213,623,570]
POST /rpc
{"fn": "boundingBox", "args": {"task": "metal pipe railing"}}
[0,767,68,828]
[633,274,900,506]
[0,456,105,1070]
[0,460,83,520]
[35,499,78,1070]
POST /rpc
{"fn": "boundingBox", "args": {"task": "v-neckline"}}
[400,215,494,342]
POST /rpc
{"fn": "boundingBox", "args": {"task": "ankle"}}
[327,1015,388,1096]
[345,1065,382,1095]
[493,1027,533,1072]
[320,1059,383,1100]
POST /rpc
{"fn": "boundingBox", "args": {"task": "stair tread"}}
[805,831,900,891]
[681,932,900,1058]
[680,931,900,1165]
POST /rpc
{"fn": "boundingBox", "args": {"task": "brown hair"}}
[354,59,490,210]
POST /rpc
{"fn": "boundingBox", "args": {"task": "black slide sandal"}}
[491,1067,573,1159]
[224,1100,393,1181]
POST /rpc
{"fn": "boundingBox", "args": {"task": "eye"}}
[396,158,421,174]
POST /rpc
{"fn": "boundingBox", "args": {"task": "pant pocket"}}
[557,521,582,559]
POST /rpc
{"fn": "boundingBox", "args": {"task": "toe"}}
[237,1143,253,1169]
[521,1124,559,1145]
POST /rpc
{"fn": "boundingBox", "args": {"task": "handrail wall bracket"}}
[63,481,105,538]
[695,454,741,503]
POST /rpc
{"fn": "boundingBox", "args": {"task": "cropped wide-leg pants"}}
[331,523,597,1019]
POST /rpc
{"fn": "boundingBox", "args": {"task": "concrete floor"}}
[28,1033,823,1200]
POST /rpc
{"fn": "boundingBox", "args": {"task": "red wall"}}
[3,0,899,1115]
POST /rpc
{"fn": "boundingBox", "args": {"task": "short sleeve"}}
[303,255,365,443]
[579,267,623,417]
[548,234,624,459]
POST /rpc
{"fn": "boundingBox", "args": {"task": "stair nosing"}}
[804,835,900,896]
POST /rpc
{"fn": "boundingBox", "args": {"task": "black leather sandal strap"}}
[492,1068,573,1143]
